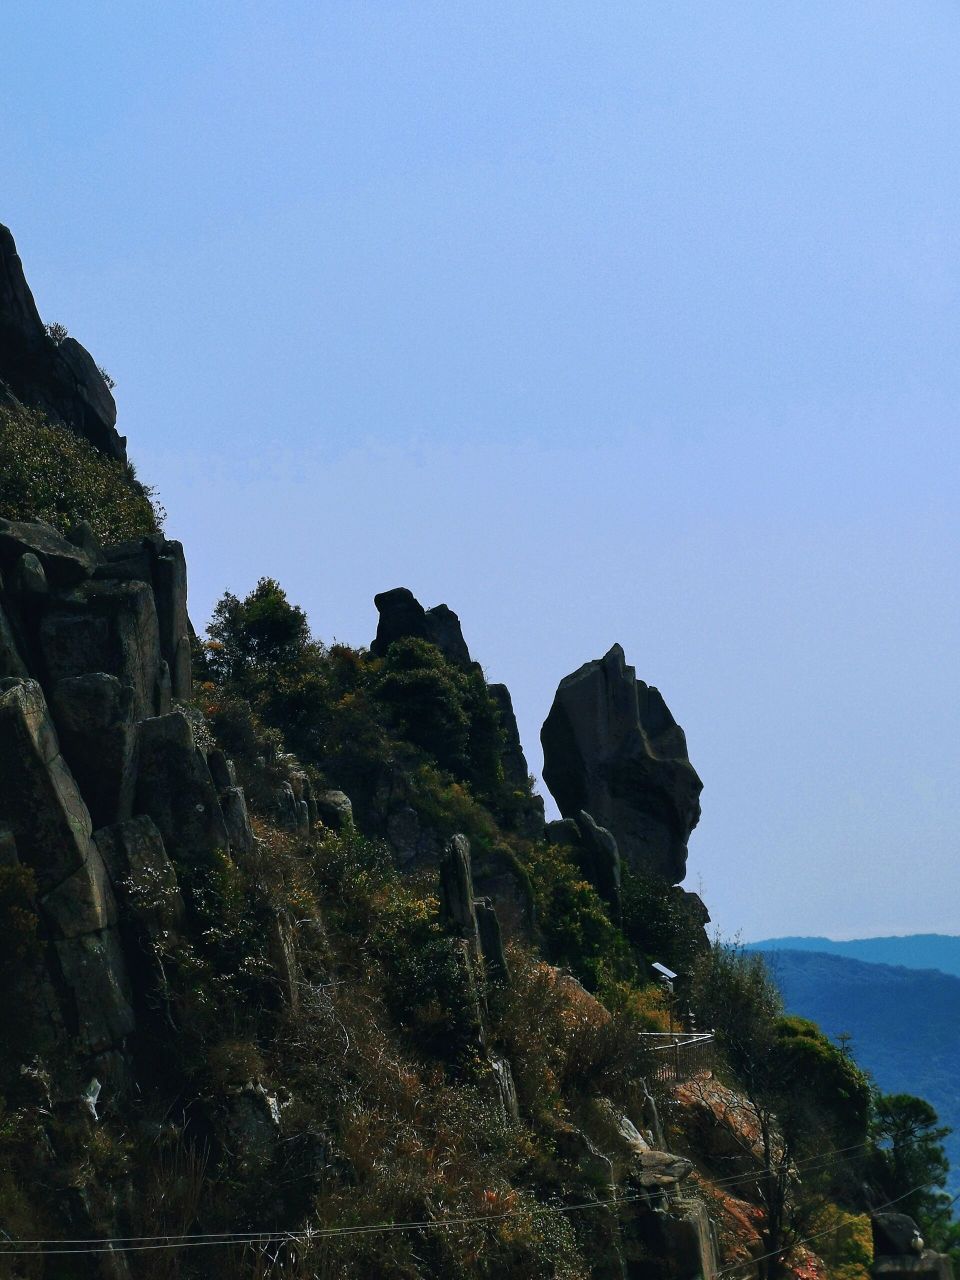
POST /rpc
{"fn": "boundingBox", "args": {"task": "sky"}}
[2,2,958,941]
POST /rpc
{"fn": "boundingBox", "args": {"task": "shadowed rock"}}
[0,517,94,588]
[51,674,137,828]
[95,816,185,940]
[0,677,95,893]
[54,930,135,1053]
[0,224,125,460]
[40,580,163,720]
[315,789,353,832]
[96,536,192,700]
[541,644,702,883]
[546,811,622,919]
[872,1214,955,1280]
[370,587,472,667]
[134,711,227,866]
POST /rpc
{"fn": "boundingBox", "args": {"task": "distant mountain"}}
[748,934,960,978]
[753,948,960,1195]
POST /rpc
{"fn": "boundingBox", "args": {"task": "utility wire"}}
[0,1135,883,1249]
[0,1192,650,1257]
[714,1180,947,1278]
[0,1131,943,1256]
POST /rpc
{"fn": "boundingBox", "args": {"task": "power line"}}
[0,1137,872,1250]
[714,1180,946,1278]
[0,1132,945,1257]
[0,1193,650,1257]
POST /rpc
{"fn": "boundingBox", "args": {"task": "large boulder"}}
[0,224,125,460]
[541,644,702,884]
[0,517,94,588]
[872,1216,955,1280]
[873,1216,926,1259]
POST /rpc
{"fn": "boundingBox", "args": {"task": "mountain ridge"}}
[747,933,960,979]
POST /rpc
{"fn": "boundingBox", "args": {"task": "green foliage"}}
[313,830,480,1058]
[372,637,506,797]
[814,1204,872,1280]
[774,1016,870,1144]
[523,839,635,991]
[620,865,707,975]
[692,942,784,1082]
[206,578,312,682]
[0,404,162,541]
[0,864,42,1080]
[869,1092,953,1242]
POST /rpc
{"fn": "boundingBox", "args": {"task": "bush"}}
[522,839,634,990]
[0,405,162,541]
[620,866,707,975]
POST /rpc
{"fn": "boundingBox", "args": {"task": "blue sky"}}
[3,2,959,939]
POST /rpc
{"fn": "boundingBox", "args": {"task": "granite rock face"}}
[0,224,126,460]
[541,643,702,883]
[0,503,265,1069]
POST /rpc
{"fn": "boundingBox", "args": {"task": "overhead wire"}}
[714,1179,949,1277]
[0,1136,946,1258]
[0,1132,888,1250]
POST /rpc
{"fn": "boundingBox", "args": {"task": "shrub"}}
[620,866,707,975]
[0,405,162,541]
[522,839,634,990]
[372,637,506,797]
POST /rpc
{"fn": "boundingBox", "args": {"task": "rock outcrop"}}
[0,514,274,1084]
[0,224,126,460]
[541,643,702,883]
[370,586,473,667]
[370,586,545,848]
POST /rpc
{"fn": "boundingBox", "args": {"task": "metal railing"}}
[641,1031,715,1082]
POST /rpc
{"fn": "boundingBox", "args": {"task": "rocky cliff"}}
[0,226,125,462]
[0,223,937,1280]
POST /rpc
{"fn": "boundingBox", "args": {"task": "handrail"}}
[640,1031,715,1082]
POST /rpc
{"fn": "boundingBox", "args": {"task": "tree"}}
[372,637,506,797]
[206,578,311,684]
[869,1093,953,1241]
[691,944,870,1279]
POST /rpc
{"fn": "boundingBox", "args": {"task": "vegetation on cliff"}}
[0,404,162,541]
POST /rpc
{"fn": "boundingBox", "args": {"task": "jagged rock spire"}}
[541,643,702,884]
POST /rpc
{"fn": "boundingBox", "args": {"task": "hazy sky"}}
[4,2,958,941]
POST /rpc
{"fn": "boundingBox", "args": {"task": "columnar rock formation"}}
[0,515,257,1065]
[541,643,702,884]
